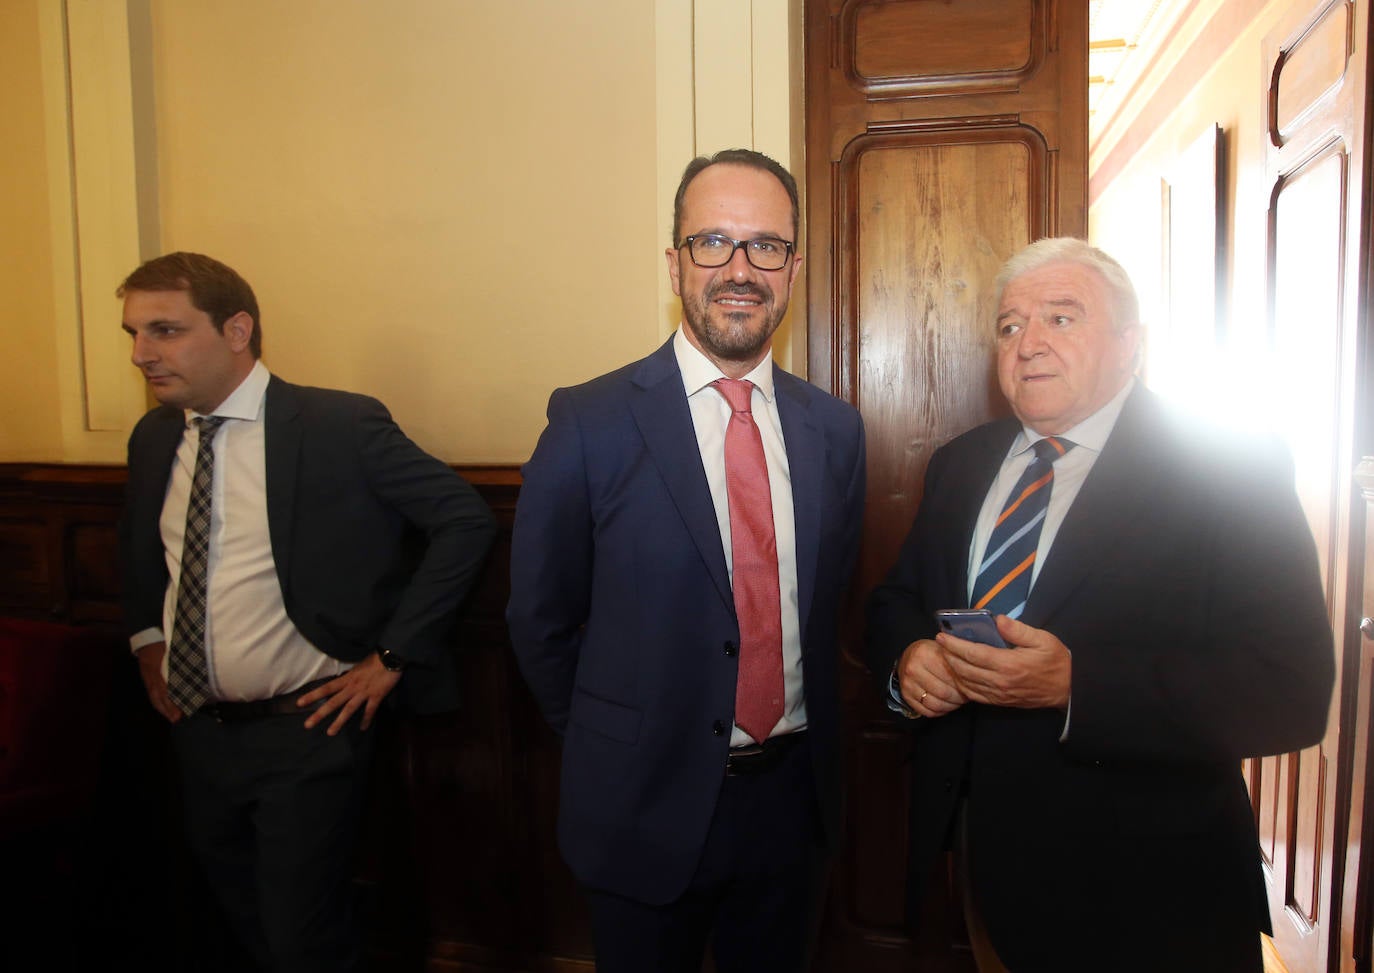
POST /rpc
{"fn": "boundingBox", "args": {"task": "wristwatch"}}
[377,647,407,672]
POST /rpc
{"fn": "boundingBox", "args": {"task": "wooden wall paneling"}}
[0,464,125,623]
[1258,752,1281,869]
[1260,2,1369,970]
[844,0,1040,98]
[0,516,50,613]
[1338,4,1374,969]
[805,1,1086,966]
[845,129,1038,598]
[362,472,595,971]
[0,464,607,972]
[1268,144,1345,946]
[1342,462,1374,972]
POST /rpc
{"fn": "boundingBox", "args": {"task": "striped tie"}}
[166,415,226,715]
[970,437,1075,619]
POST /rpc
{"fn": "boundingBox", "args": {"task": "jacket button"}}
[712,720,726,736]
[723,641,738,657]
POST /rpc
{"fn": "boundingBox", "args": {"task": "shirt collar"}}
[672,324,776,403]
[186,360,271,427]
[1011,376,1136,457]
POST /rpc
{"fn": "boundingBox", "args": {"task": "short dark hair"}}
[672,149,800,246]
[117,252,262,358]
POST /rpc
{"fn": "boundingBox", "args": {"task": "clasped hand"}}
[895,614,1071,718]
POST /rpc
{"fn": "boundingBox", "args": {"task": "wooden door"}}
[1257,2,1370,971]
[1341,463,1374,973]
[803,2,1087,966]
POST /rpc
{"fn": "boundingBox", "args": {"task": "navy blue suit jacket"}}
[507,338,866,904]
[866,386,1334,968]
[120,375,497,713]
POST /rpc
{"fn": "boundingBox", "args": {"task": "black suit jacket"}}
[867,386,1334,969]
[507,338,866,905]
[120,374,497,713]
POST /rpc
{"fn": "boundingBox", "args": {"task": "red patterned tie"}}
[712,379,784,743]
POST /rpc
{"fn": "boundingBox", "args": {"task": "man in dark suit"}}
[507,149,866,972]
[118,252,496,972]
[866,238,1335,972]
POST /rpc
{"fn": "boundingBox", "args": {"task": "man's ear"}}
[785,252,804,294]
[223,311,254,354]
[1118,321,1143,373]
[666,247,683,298]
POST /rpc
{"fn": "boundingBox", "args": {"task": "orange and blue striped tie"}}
[970,436,1075,619]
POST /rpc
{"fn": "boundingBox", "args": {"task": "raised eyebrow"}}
[1045,297,1087,315]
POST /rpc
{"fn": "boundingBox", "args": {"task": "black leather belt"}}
[725,730,806,776]
[198,677,333,723]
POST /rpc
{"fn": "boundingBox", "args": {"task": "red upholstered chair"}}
[0,616,116,834]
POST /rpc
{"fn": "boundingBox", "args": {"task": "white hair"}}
[995,237,1140,332]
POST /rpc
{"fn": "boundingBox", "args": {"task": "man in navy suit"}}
[507,149,866,972]
[866,238,1334,971]
[118,252,496,972]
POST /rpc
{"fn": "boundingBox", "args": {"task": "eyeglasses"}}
[679,234,795,271]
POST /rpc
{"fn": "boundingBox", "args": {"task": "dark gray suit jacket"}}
[866,386,1334,970]
[120,374,497,713]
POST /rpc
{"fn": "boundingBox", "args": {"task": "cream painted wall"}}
[146,0,659,462]
[1,0,805,465]
[0,0,64,460]
[1088,1,1288,425]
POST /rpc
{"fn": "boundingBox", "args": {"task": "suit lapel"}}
[263,376,303,588]
[774,370,821,636]
[133,409,190,544]
[1023,387,1164,626]
[146,408,187,487]
[628,341,735,611]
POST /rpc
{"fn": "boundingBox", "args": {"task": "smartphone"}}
[934,609,1009,648]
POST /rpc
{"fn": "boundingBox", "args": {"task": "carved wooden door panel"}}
[1341,464,1374,973]
[803,2,1087,967]
[1256,2,1370,971]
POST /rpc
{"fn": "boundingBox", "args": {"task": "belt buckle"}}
[725,742,766,776]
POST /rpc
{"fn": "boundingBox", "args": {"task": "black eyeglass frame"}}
[678,234,797,271]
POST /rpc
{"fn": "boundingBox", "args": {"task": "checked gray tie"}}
[166,415,227,715]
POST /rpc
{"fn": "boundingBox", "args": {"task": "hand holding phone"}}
[934,609,1009,648]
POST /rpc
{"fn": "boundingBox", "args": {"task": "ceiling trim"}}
[1089,0,1270,204]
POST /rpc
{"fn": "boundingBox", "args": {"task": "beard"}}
[681,280,788,364]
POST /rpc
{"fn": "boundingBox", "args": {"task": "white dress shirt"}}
[967,378,1135,596]
[674,327,803,746]
[129,361,349,700]
[965,377,1135,737]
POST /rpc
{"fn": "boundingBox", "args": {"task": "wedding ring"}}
[919,690,929,703]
